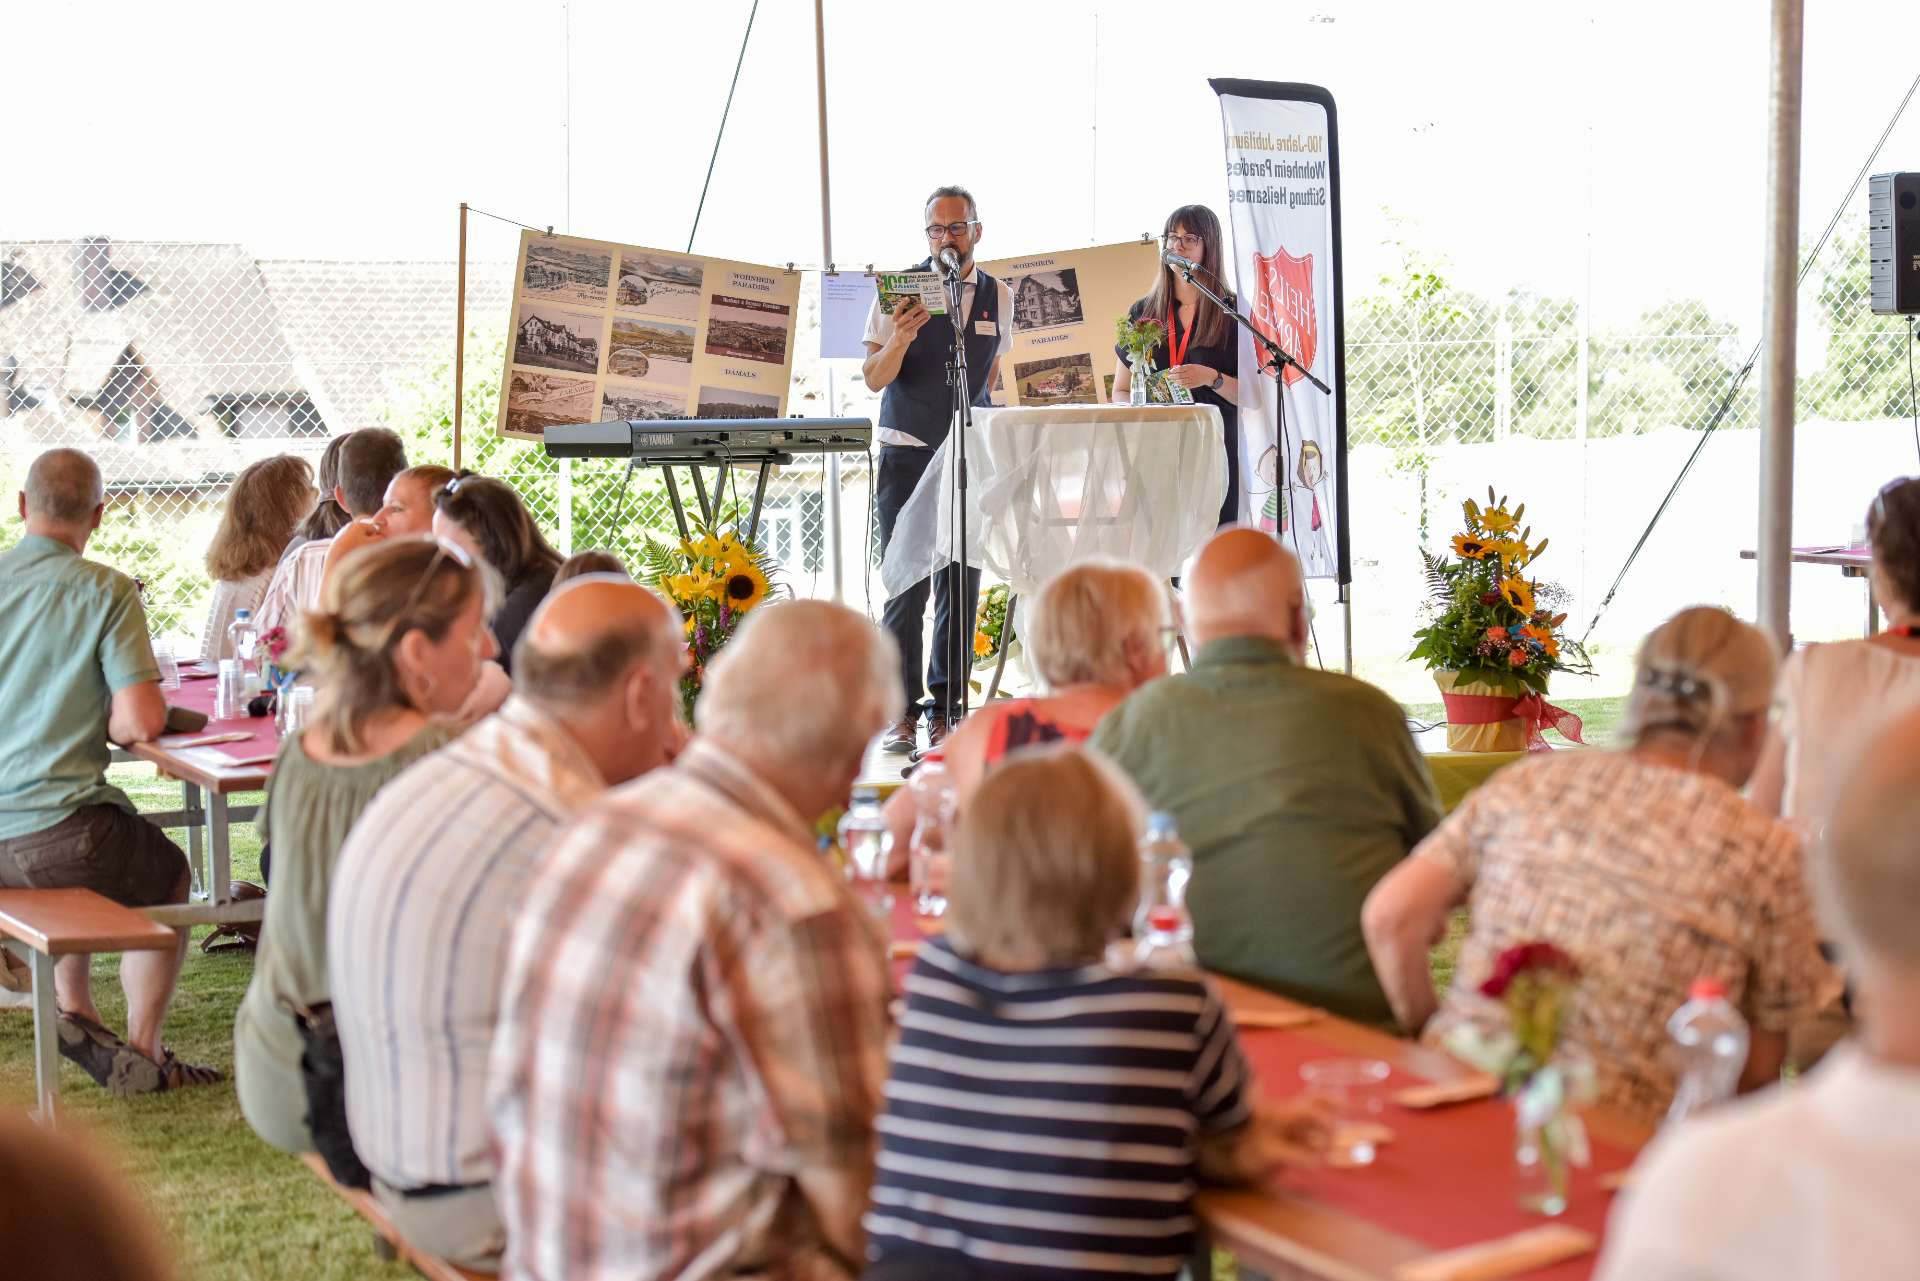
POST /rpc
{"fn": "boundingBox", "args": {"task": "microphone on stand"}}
[937,247,964,277]
[1162,248,1200,276]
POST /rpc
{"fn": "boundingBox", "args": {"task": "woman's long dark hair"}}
[1135,204,1233,349]
[432,471,563,588]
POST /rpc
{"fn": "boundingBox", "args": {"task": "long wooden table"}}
[888,904,1649,1281]
[128,670,275,919]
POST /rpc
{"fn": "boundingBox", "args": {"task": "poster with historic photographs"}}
[497,229,801,440]
[979,240,1159,408]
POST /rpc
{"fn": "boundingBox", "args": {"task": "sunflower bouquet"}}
[1412,490,1589,751]
[642,524,776,723]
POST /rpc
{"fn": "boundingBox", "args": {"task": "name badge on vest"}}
[976,320,998,337]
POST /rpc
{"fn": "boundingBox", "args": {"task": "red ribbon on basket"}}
[1440,690,1586,753]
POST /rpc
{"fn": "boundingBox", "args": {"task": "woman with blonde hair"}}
[1749,475,1920,828]
[866,745,1326,1281]
[1362,607,1841,1126]
[198,453,316,659]
[235,536,498,1157]
[883,558,1171,855]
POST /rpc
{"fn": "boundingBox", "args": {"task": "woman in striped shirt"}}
[866,745,1327,1281]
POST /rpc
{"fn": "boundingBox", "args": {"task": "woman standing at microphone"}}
[1112,204,1243,527]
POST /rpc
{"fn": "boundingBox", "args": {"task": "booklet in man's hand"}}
[875,271,948,316]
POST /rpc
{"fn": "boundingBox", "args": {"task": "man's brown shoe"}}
[882,715,919,753]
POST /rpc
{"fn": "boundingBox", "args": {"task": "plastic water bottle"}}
[1134,811,1196,969]
[227,607,258,666]
[907,753,956,918]
[837,785,894,918]
[1664,978,1750,1126]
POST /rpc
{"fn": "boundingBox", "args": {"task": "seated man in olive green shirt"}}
[1091,530,1441,1027]
[0,448,210,1095]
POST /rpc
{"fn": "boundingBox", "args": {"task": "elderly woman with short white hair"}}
[884,557,1172,856]
[1361,606,1842,1127]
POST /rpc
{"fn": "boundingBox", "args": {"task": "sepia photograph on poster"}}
[617,250,704,320]
[498,229,800,440]
[522,240,613,309]
[601,380,687,421]
[504,369,598,435]
[980,239,1158,407]
[513,302,603,375]
[705,294,791,365]
[696,384,781,420]
[1013,353,1097,406]
[608,317,695,384]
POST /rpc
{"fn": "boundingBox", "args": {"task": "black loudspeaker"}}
[1869,171,1920,316]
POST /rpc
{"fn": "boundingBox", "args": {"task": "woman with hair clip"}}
[1749,475,1920,827]
[1360,606,1842,1127]
[432,472,564,673]
[234,537,498,1156]
[198,453,317,660]
[1112,204,1244,527]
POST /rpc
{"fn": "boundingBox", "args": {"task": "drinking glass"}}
[214,659,244,721]
[282,686,316,737]
[153,639,181,690]
[908,766,957,918]
[1299,1057,1392,1167]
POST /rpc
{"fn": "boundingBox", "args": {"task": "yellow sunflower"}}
[1452,533,1491,560]
[1500,575,1536,616]
[720,561,770,612]
[1521,623,1560,658]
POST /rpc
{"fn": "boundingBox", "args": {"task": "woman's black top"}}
[1113,297,1241,526]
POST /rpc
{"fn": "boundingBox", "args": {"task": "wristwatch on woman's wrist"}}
[1208,371,1224,391]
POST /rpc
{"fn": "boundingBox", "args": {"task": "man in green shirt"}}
[1091,529,1441,1027]
[0,448,203,1095]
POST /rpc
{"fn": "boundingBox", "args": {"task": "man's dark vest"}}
[877,259,1000,449]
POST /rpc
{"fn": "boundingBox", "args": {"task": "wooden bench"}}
[298,1153,491,1281]
[0,888,178,1124]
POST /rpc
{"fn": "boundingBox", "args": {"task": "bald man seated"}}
[1091,529,1441,1027]
[0,448,212,1095]
[325,576,688,1272]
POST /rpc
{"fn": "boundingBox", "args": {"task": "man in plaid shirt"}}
[490,600,903,1281]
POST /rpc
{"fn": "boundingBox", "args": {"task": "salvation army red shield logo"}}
[1251,247,1318,387]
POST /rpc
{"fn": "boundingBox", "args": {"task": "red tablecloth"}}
[164,671,283,763]
[1241,1029,1634,1280]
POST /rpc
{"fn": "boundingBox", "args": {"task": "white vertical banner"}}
[1211,80,1348,584]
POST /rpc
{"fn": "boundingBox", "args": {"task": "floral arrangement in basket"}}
[1444,941,1594,1216]
[1410,489,1591,752]
[255,626,294,685]
[972,583,1011,670]
[641,524,776,723]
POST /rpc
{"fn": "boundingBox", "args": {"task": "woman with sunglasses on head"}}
[235,537,498,1157]
[432,472,563,676]
[1750,476,1920,828]
[1112,205,1244,527]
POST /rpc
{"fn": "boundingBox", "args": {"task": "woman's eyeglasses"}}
[1162,232,1205,253]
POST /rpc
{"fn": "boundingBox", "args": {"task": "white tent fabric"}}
[880,404,1227,598]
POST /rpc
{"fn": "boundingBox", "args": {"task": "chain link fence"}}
[3,228,1914,677]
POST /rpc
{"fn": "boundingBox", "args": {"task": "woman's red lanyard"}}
[1898,624,1920,639]
[1167,305,1193,369]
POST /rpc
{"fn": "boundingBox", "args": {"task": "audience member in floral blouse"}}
[1363,606,1841,1126]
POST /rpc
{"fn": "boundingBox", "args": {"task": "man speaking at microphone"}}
[863,185,1012,754]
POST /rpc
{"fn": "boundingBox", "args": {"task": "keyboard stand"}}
[651,453,795,546]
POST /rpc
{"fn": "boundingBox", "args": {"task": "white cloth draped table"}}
[879,404,1227,598]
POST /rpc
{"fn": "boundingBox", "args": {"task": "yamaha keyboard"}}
[543,417,871,463]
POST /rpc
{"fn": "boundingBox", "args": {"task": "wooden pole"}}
[815,0,845,600]
[1757,0,1803,651]
[454,201,469,471]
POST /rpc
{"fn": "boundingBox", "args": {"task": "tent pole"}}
[454,201,468,471]
[815,0,846,601]
[1757,0,1803,652]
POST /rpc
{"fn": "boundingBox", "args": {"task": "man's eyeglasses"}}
[925,221,979,241]
[1162,232,1205,253]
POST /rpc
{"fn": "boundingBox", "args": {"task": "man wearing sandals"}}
[0,449,219,1094]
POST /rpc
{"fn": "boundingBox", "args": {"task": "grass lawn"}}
[1,700,1619,1276]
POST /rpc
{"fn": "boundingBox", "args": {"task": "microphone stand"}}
[940,257,974,723]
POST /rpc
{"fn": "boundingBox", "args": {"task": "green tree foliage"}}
[1803,222,1919,421]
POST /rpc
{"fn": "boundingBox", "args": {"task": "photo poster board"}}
[977,239,1160,408]
[1211,79,1349,585]
[496,229,803,441]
